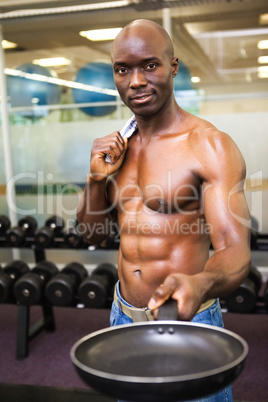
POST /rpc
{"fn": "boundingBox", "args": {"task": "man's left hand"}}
[148,273,204,321]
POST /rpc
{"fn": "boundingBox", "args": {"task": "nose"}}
[130,68,147,88]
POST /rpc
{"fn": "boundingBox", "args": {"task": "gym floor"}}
[0,304,267,402]
[0,384,116,402]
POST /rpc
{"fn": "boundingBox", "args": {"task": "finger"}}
[116,131,124,144]
[110,137,128,163]
[93,132,123,153]
[106,134,126,163]
[108,135,128,164]
[109,146,125,164]
[106,139,127,172]
[123,137,128,151]
[148,275,178,310]
[113,131,125,149]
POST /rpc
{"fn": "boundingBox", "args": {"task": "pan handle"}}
[157,299,178,321]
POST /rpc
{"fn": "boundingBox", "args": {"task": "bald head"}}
[111,19,174,61]
[110,19,179,116]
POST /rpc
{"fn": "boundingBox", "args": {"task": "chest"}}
[109,137,202,213]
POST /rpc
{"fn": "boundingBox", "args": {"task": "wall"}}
[1,106,267,230]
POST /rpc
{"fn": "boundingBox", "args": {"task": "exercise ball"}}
[6,63,61,117]
[72,62,116,117]
[173,61,193,91]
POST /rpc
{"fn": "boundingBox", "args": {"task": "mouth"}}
[130,93,154,104]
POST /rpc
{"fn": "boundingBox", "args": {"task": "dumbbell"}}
[45,262,88,306]
[78,263,118,308]
[13,261,59,305]
[6,216,37,247]
[0,215,11,235]
[64,223,86,249]
[35,215,65,248]
[0,260,29,303]
[250,229,258,250]
[225,266,262,313]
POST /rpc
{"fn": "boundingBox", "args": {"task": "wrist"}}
[193,271,216,302]
[88,172,107,183]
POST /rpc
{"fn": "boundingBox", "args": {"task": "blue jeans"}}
[110,282,233,402]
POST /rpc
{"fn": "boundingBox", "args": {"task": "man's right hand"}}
[89,132,128,181]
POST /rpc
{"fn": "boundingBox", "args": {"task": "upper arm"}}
[106,174,118,223]
[199,130,251,252]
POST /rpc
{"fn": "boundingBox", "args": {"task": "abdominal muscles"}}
[117,206,211,307]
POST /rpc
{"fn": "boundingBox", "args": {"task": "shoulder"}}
[187,117,246,182]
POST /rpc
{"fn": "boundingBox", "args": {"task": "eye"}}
[145,63,157,70]
[116,66,129,74]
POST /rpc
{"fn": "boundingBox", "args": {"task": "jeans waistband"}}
[113,281,215,322]
[114,283,154,322]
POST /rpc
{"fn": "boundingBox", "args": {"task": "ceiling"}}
[0,0,268,92]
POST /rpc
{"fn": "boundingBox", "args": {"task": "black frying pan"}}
[70,301,248,401]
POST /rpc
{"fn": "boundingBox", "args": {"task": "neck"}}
[135,100,182,139]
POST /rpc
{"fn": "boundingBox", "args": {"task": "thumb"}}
[148,276,179,310]
[148,285,170,311]
[116,137,128,163]
[110,137,128,170]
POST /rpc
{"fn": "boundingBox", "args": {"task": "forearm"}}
[195,243,251,302]
[148,242,251,321]
[77,175,112,244]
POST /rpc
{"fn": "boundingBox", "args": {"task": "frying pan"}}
[70,301,248,401]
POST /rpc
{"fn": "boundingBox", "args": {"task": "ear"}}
[171,57,179,78]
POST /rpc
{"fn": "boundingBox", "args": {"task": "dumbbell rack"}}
[16,247,56,360]
[0,231,67,360]
[2,224,268,359]
[0,230,117,360]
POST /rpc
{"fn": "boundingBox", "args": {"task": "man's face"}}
[111,28,178,117]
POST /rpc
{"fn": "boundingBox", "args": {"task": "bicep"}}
[203,183,250,251]
[201,136,251,251]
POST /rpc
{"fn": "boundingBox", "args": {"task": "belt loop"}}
[113,281,153,322]
[114,282,123,317]
[145,308,154,321]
